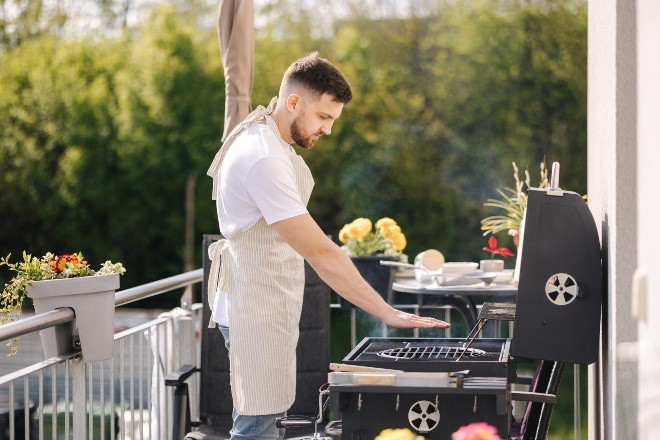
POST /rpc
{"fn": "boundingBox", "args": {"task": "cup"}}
[414,249,445,283]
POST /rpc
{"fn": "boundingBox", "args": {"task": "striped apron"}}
[207,104,314,415]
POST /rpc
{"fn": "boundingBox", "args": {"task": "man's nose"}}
[322,122,333,135]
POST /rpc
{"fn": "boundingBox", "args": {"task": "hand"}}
[382,310,451,329]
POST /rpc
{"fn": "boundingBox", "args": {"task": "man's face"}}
[290,92,344,149]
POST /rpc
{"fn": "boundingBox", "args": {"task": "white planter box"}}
[26,273,119,362]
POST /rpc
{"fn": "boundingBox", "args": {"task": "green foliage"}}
[0,0,587,306]
[0,6,224,306]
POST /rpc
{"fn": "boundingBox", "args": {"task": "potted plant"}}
[1,252,125,361]
[480,236,515,273]
[338,217,407,305]
[480,161,549,246]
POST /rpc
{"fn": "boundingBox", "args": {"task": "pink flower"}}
[451,422,502,440]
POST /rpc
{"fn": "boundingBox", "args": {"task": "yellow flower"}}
[375,217,397,230]
[338,216,407,258]
[338,226,350,244]
[347,217,372,240]
[375,428,424,440]
[380,224,401,239]
[389,232,407,251]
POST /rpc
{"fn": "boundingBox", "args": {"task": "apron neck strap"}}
[207,97,278,199]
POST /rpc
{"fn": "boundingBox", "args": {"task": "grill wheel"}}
[408,400,440,433]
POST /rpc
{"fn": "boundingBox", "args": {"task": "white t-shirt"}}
[212,120,308,326]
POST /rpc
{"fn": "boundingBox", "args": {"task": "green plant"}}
[480,161,549,240]
[1,252,125,354]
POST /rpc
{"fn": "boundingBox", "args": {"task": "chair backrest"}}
[198,234,232,431]
[517,360,565,440]
[198,234,331,430]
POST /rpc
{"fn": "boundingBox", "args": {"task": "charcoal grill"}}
[341,337,512,379]
[323,163,603,439]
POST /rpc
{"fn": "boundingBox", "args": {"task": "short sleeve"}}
[244,156,308,224]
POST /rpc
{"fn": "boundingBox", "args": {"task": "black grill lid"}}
[511,187,602,365]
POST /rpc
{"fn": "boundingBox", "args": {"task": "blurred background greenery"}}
[0,0,587,297]
[0,1,587,437]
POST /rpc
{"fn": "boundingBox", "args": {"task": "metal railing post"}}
[72,356,86,440]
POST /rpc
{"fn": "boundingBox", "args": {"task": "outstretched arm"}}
[272,214,450,329]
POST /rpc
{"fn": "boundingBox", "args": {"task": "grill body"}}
[332,384,509,440]
[332,337,513,439]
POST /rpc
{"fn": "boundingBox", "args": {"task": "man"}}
[207,52,449,440]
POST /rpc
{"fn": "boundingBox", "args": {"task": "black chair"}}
[167,234,331,440]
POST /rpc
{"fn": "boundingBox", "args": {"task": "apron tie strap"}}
[207,238,231,328]
[207,96,278,200]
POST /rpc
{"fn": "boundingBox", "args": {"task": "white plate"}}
[429,271,485,287]
[426,280,487,290]
[394,270,415,279]
[442,262,479,275]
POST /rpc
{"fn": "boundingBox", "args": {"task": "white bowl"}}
[493,269,514,284]
[442,262,479,275]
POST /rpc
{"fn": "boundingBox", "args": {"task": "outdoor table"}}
[391,277,517,333]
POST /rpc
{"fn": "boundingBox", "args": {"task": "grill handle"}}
[547,161,564,196]
[325,420,342,437]
[275,415,315,428]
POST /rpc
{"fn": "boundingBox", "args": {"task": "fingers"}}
[389,312,451,329]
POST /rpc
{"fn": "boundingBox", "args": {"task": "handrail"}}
[115,268,203,306]
[0,268,203,345]
[0,308,75,343]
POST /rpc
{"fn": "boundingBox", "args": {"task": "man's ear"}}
[286,94,300,112]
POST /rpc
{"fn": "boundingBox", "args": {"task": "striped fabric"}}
[215,115,315,415]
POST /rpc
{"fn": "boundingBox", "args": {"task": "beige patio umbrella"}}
[218,0,255,141]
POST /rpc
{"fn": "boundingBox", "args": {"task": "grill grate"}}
[377,345,490,360]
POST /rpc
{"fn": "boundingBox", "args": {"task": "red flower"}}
[48,253,89,274]
[483,236,515,259]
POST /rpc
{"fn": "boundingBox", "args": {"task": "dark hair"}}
[282,52,353,104]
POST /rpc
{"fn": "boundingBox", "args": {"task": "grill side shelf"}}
[328,384,508,394]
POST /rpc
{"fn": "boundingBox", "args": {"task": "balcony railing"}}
[0,270,203,440]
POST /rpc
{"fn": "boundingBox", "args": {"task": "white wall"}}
[636,0,660,438]
[587,1,638,439]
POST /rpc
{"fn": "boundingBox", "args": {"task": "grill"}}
[341,337,512,379]
[377,345,489,360]
[322,163,603,439]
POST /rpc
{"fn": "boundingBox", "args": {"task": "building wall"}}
[636,0,660,438]
[587,1,638,439]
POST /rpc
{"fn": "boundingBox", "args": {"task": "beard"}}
[290,112,322,149]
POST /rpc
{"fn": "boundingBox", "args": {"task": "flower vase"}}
[342,256,398,308]
[26,273,119,362]
[480,259,504,273]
